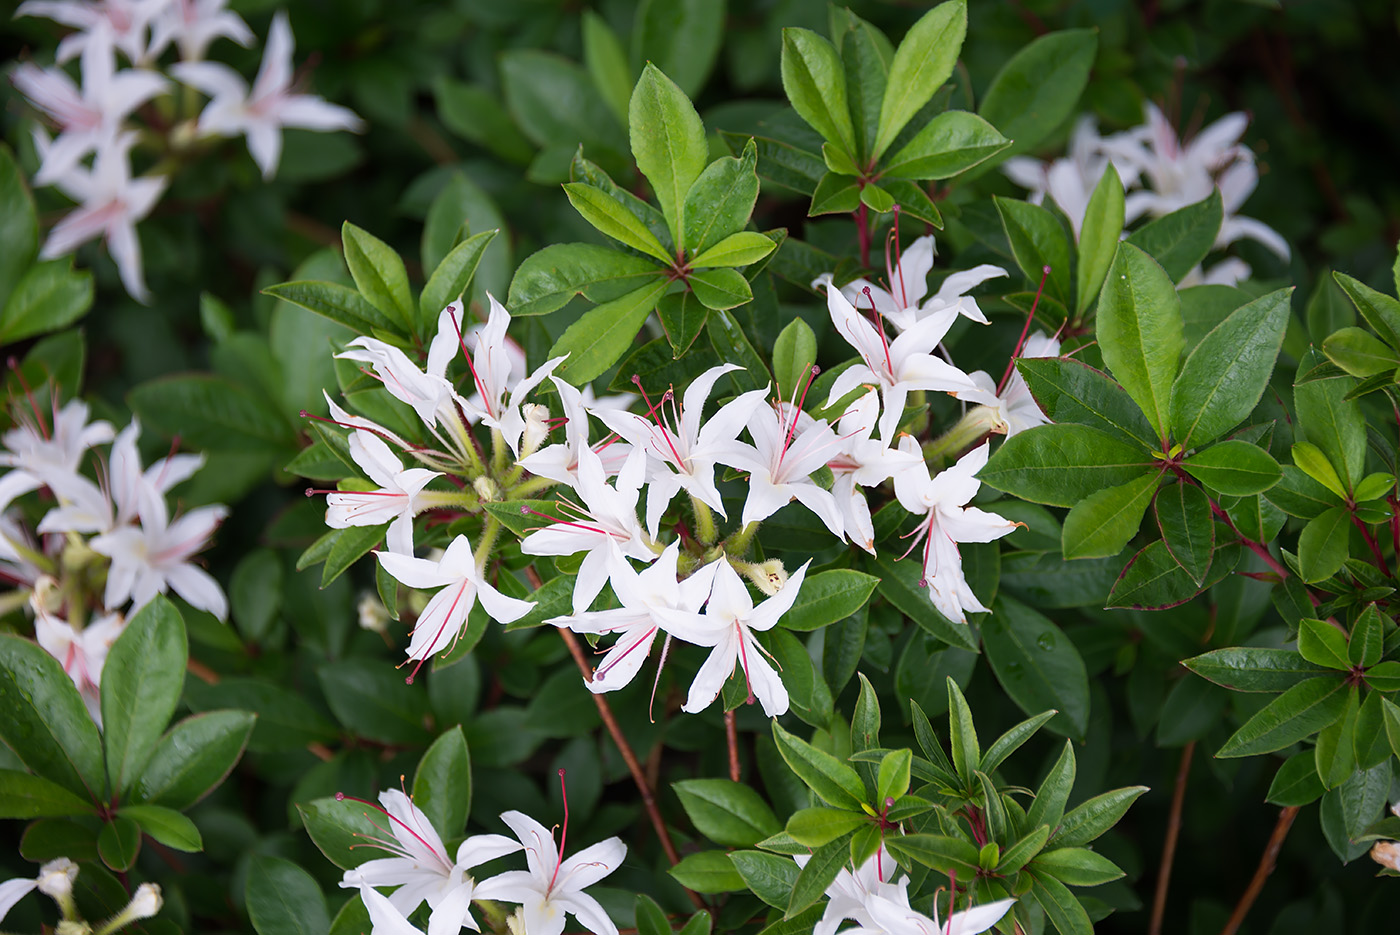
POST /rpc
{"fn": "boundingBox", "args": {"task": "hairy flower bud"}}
[96,883,162,934]
[357,593,390,634]
[37,858,77,900]
[473,476,501,503]
[743,559,788,596]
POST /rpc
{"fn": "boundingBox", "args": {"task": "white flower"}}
[325,431,447,557]
[339,790,521,935]
[893,442,1016,624]
[1002,115,1143,239]
[12,24,169,185]
[0,398,114,513]
[170,11,363,178]
[375,535,535,672]
[814,235,1008,333]
[520,447,654,614]
[955,331,1061,438]
[34,609,126,723]
[36,130,167,301]
[661,558,809,717]
[18,0,171,64]
[1178,257,1253,288]
[820,281,980,445]
[593,364,759,536]
[794,847,900,935]
[150,0,252,62]
[549,542,717,695]
[518,377,633,488]
[472,811,626,935]
[855,883,1016,935]
[89,493,227,619]
[0,858,79,924]
[826,390,921,554]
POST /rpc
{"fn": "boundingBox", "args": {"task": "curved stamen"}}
[334,791,449,870]
[448,305,497,419]
[860,287,895,376]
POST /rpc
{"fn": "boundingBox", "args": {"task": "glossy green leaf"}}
[263,281,395,335]
[1349,604,1385,668]
[342,221,414,329]
[984,596,1090,739]
[246,855,330,935]
[551,279,670,386]
[1028,871,1094,935]
[1026,740,1076,831]
[1155,481,1214,584]
[581,11,631,123]
[730,850,800,910]
[132,710,256,810]
[630,64,708,252]
[317,658,431,745]
[1353,690,1392,770]
[946,678,979,785]
[1297,506,1351,583]
[675,779,782,848]
[1322,326,1399,377]
[129,374,297,450]
[785,807,868,847]
[808,171,862,215]
[419,230,496,323]
[1061,472,1158,560]
[1298,617,1350,670]
[0,770,98,818]
[706,308,770,391]
[872,0,966,159]
[1181,440,1282,496]
[996,196,1073,308]
[118,804,202,852]
[771,317,818,404]
[980,423,1153,507]
[772,721,865,809]
[859,183,895,213]
[1033,847,1125,886]
[885,833,980,878]
[683,139,760,255]
[1075,164,1125,315]
[690,268,753,310]
[0,634,105,800]
[98,816,141,871]
[1182,647,1329,693]
[871,553,980,652]
[780,570,879,631]
[0,144,39,309]
[882,110,1009,180]
[691,232,776,269]
[634,894,670,935]
[1294,348,1366,489]
[298,797,383,870]
[1125,190,1224,282]
[1291,441,1347,499]
[0,259,93,345]
[978,29,1097,162]
[632,0,723,98]
[1266,751,1327,807]
[781,28,856,158]
[412,727,471,840]
[1107,540,1207,610]
[1217,676,1350,757]
[1096,243,1182,441]
[1382,697,1400,761]
[980,710,1057,776]
[876,749,912,804]
[656,290,709,357]
[102,597,187,796]
[1050,786,1148,848]
[1334,271,1400,348]
[669,850,746,894]
[1015,357,1157,448]
[508,243,663,318]
[563,183,672,262]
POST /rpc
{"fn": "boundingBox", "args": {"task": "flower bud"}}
[473,476,501,503]
[1371,840,1400,872]
[521,403,550,457]
[357,593,390,634]
[55,921,92,935]
[29,574,63,616]
[506,907,528,935]
[743,559,787,595]
[96,883,162,934]
[37,857,77,899]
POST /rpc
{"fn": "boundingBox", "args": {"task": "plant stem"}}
[555,625,704,910]
[1209,501,1290,580]
[725,710,741,782]
[1149,741,1194,935]
[1219,805,1299,935]
[690,495,718,546]
[474,516,502,569]
[1351,513,1391,576]
[725,521,760,557]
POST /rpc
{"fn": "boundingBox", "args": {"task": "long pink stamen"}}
[403,582,470,685]
[775,366,821,474]
[305,487,402,498]
[997,264,1051,396]
[594,626,656,680]
[519,505,612,538]
[861,287,895,375]
[631,376,686,466]
[549,769,569,893]
[889,205,906,307]
[648,633,673,725]
[448,305,496,417]
[334,792,446,864]
[8,357,49,440]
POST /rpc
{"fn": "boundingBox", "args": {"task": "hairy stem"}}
[690,495,718,546]
[1150,741,1194,935]
[1219,806,1300,935]
[725,709,741,783]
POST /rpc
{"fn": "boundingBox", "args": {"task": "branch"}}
[725,710,741,783]
[1219,805,1300,935]
[1149,741,1194,935]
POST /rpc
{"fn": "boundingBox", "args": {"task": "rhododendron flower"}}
[34,608,126,723]
[955,331,1061,438]
[18,0,169,63]
[325,431,446,557]
[1002,115,1143,239]
[89,493,227,619]
[150,0,252,62]
[826,390,921,554]
[0,398,113,512]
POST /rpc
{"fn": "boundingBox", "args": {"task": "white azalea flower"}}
[325,431,449,557]
[89,493,227,619]
[34,608,126,723]
[0,858,78,925]
[518,377,633,488]
[472,811,626,935]
[794,847,901,935]
[660,558,809,717]
[827,390,922,554]
[955,331,1061,438]
[339,789,521,935]
[820,281,980,445]
[17,0,170,64]
[375,535,535,673]
[170,11,363,178]
[0,398,114,513]
[150,0,252,62]
[854,883,1016,935]
[1002,115,1143,239]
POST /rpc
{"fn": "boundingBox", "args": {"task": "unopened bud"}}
[37,857,77,900]
[506,907,529,935]
[743,559,788,596]
[473,475,501,503]
[357,594,390,634]
[521,403,550,456]
[95,883,162,935]
[1373,841,1400,872]
[30,574,63,617]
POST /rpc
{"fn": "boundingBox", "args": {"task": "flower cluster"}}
[1003,103,1289,284]
[11,2,363,299]
[1,858,161,933]
[316,245,1029,717]
[341,785,623,935]
[802,847,1015,935]
[0,384,225,721]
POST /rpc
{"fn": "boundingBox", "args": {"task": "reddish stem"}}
[1350,513,1391,577]
[724,710,741,783]
[1219,806,1299,935]
[1149,741,1194,935]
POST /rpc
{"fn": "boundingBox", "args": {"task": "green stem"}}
[725,520,761,556]
[923,408,998,467]
[690,495,718,546]
[474,516,503,569]
[472,899,511,934]
[490,428,508,475]
[509,475,558,498]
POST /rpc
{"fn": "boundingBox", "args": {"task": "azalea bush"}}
[3,2,1400,935]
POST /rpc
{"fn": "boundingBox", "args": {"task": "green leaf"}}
[0,770,98,818]
[634,895,669,935]
[772,721,865,809]
[1170,288,1292,446]
[1125,190,1224,282]
[1297,507,1351,583]
[132,710,256,810]
[872,0,966,159]
[779,570,879,631]
[1334,271,1400,348]
[690,232,776,270]
[882,110,1009,180]
[1182,648,1330,693]
[508,243,663,318]
[729,850,800,910]
[318,658,431,745]
[786,835,852,917]
[1155,482,1214,584]
[851,672,881,757]
[19,819,98,863]
[946,677,979,785]
[781,28,856,157]
[1266,751,1327,806]
[1217,676,1350,757]
[690,268,753,310]
[656,290,710,357]
[564,183,673,263]
[996,196,1073,309]
[999,825,1051,875]
[1349,604,1385,668]
[772,317,818,403]
[834,9,891,165]
[1061,472,1158,560]
[1106,540,1208,610]
[884,833,980,878]
[981,710,1058,776]
[246,856,330,935]
[1353,690,1391,770]
[980,423,1153,507]
[876,749,912,804]
[1294,348,1366,489]
[1028,871,1094,935]
[1051,786,1148,848]
[419,230,497,324]
[582,11,632,124]
[102,597,187,796]
[342,221,414,329]
[1016,357,1157,449]
[984,596,1090,739]
[978,29,1098,162]
[808,172,863,216]
[433,78,535,165]
[1026,741,1076,831]
[629,63,708,253]
[1298,617,1351,670]
[117,804,202,852]
[1322,326,1400,377]
[785,807,868,847]
[263,281,395,335]
[298,797,384,870]
[320,524,383,587]
[0,259,93,344]
[1181,440,1282,496]
[871,553,979,652]
[881,178,942,227]
[1032,847,1125,886]
[551,279,670,386]
[1096,243,1183,441]
[186,678,337,753]
[669,850,746,894]
[1382,697,1400,761]
[500,49,623,153]
[706,308,770,391]
[674,779,782,848]
[0,634,105,800]
[1075,164,1125,316]
[413,727,471,840]
[632,0,723,98]
[683,139,760,256]
[98,816,142,871]
[128,374,296,450]
[0,144,38,308]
